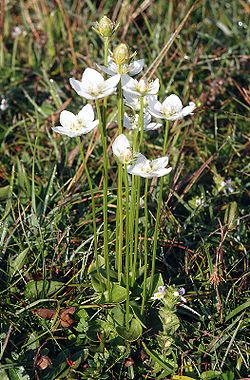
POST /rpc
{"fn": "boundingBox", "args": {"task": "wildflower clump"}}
[51,13,196,371]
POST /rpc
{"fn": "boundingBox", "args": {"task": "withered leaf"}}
[32,306,76,328]
[36,355,52,370]
[33,308,56,319]
[60,307,76,327]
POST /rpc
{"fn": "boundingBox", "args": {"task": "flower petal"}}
[104,74,120,90]
[81,68,104,86]
[152,167,172,177]
[60,110,76,128]
[151,156,169,170]
[123,113,131,129]
[144,122,162,131]
[149,78,160,95]
[112,134,130,158]
[78,104,95,123]
[162,94,183,113]
[129,59,144,76]
[80,120,99,134]
[69,78,83,94]
[96,63,116,76]
[52,126,72,137]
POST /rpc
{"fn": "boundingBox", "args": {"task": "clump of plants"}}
[42,14,195,378]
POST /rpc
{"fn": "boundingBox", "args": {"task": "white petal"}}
[78,104,94,123]
[99,87,117,98]
[123,113,131,129]
[122,77,137,92]
[80,120,98,134]
[96,63,116,76]
[129,59,144,76]
[144,112,151,125]
[104,74,120,90]
[60,110,76,127]
[149,78,160,95]
[112,134,130,158]
[152,167,172,177]
[69,78,83,94]
[151,156,169,170]
[162,94,183,113]
[148,97,164,119]
[81,68,104,86]
[134,153,148,165]
[121,74,133,87]
[52,126,72,137]
[181,102,196,116]
[144,122,162,131]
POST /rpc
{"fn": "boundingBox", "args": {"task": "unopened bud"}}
[113,43,130,65]
[98,16,113,37]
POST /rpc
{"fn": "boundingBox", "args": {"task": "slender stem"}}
[139,96,144,149]
[150,120,169,294]
[102,37,109,125]
[116,163,123,282]
[95,100,110,297]
[115,79,124,282]
[77,137,101,283]
[131,96,145,282]
[141,178,149,314]
[124,165,130,329]
[133,97,144,153]
[130,175,137,285]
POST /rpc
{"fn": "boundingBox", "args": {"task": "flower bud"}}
[113,43,130,65]
[98,16,114,37]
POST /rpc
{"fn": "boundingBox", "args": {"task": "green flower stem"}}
[124,165,130,329]
[102,37,109,125]
[141,177,149,314]
[116,163,123,282]
[115,79,124,282]
[130,175,137,286]
[139,96,144,148]
[131,95,144,285]
[77,137,101,285]
[150,120,169,294]
[95,100,110,298]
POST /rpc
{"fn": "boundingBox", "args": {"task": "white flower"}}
[220,179,234,193]
[11,26,22,38]
[112,134,133,164]
[124,112,161,131]
[127,154,172,178]
[97,56,144,78]
[70,68,120,100]
[0,98,8,111]
[52,104,98,138]
[152,285,166,300]
[123,92,157,112]
[123,77,160,97]
[149,94,196,120]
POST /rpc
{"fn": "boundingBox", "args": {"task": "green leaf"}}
[141,342,175,374]
[24,279,63,299]
[0,186,10,200]
[116,318,142,342]
[225,299,250,322]
[110,284,127,303]
[172,376,196,380]
[9,248,29,277]
[200,370,222,379]
[111,305,125,326]
[224,201,238,231]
